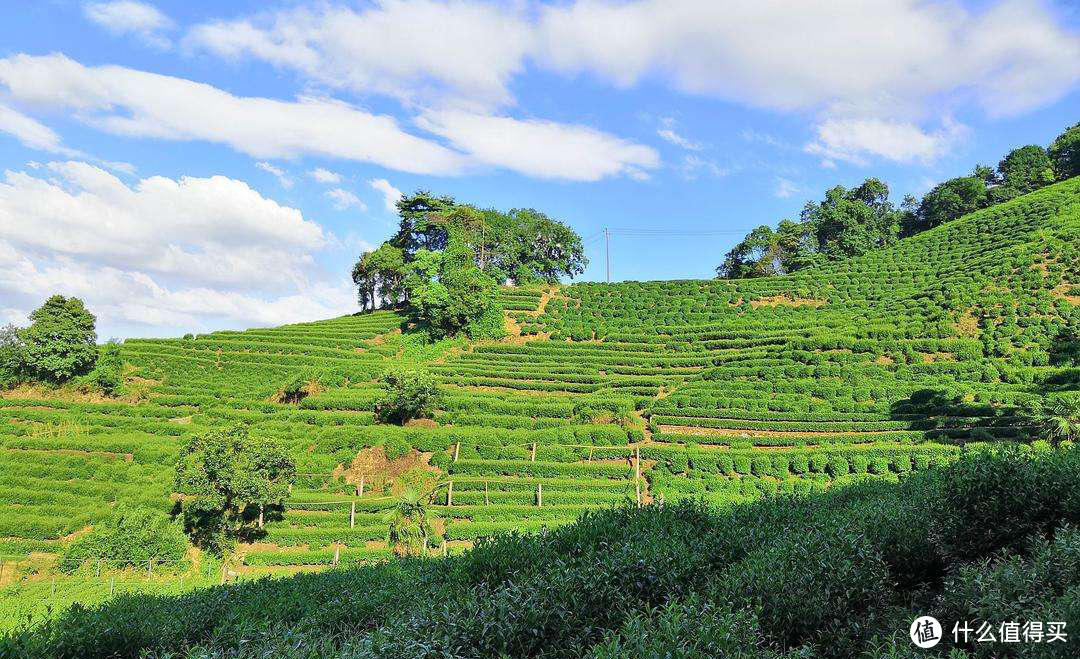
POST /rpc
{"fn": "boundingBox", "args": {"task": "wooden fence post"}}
[148,559,153,578]
[634,447,642,508]
[453,442,460,462]
[537,482,542,507]
[447,480,453,506]
[350,501,356,528]
[358,475,365,497]
[258,504,264,529]
[484,480,490,505]
[333,546,340,566]
[110,574,115,595]
[531,442,536,462]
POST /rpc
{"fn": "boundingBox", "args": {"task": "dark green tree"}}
[0,324,26,388]
[404,230,504,339]
[374,367,443,425]
[1049,121,1080,181]
[803,178,900,260]
[173,426,296,554]
[59,506,188,572]
[19,295,98,383]
[389,190,458,256]
[903,176,987,236]
[990,145,1055,203]
[352,244,407,311]
[481,208,588,284]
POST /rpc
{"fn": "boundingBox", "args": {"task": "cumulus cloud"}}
[185,0,533,109]
[84,1,173,49]
[0,53,468,176]
[418,109,659,181]
[0,161,354,338]
[308,167,342,184]
[369,178,403,212]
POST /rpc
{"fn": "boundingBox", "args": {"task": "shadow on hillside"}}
[890,388,1014,442]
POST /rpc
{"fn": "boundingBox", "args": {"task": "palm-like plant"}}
[385,485,435,557]
[1040,392,1080,446]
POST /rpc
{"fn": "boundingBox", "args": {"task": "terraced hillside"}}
[2,178,1079,628]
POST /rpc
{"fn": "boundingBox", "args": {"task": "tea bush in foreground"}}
[4,445,1078,658]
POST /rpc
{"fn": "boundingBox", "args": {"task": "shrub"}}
[83,343,124,395]
[374,368,443,425]
[59,506,188,572]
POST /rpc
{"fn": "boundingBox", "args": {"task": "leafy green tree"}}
[1049,121,1080,181]
[352,244,407,311]
[803,178,900,260]
[19,295,98,383]
[0,324,26,388]
[990,145,1055,203]
[480,208,587,284]
[173,425,296,554]
[374,367,443,425]
[903,175,987,236]
[59,506,188,572]
[389,190,458,256]
[404,230,504,339]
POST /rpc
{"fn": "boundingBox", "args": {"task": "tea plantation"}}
[2,178,1080,655]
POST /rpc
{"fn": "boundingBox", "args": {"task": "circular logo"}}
[910,616,943,648]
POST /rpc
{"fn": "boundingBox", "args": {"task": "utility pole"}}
[605,228,610,283]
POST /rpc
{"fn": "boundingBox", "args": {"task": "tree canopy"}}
[717,178,899,278]
[374,367,443,425]
[353,191,587,321]
[18,295,98,383]
[173,425,296,554]
[720,120,1076,278]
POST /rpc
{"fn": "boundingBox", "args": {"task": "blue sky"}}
[1,0,1078,339]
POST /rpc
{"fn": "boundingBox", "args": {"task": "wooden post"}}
[110,574,115,595]
[588,445,593,462]
[484,480,490,505]
[148,559,153,578]
[447,480,453,506]
[537,482,542,507]
[258,504,264,529]
[453,442,460,462]
[333,546,340,566]
[350,501,356,528]
[442,538,448,557]
[358,475,365,497]
[531,442,536,462]
[635,447,641,480]
[220,563,226,585]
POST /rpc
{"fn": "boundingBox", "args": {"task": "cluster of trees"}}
[719,120,1080,278]
[374,367,443,425]
[353,191,587,338]
[0,295,122,394]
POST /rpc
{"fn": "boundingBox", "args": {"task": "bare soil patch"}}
[749,295,824,309]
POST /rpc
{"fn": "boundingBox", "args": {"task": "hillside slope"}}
[1,177,1078,628]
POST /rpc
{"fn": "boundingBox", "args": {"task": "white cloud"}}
[308,167,342,184]
[0,53,468,176]
[85,1,173,49]
[418,109,659,181]
[369,178,403,213]
[0,102,77,155]
[0,162,354,338]
[679,155,728,180]
[256,161,293,188]
[656,117,702,151]
[805,117,967,166]
[774,177,802,198]
[536,0,1080,117]
[326,188,366,211]
[185,0,533,109]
